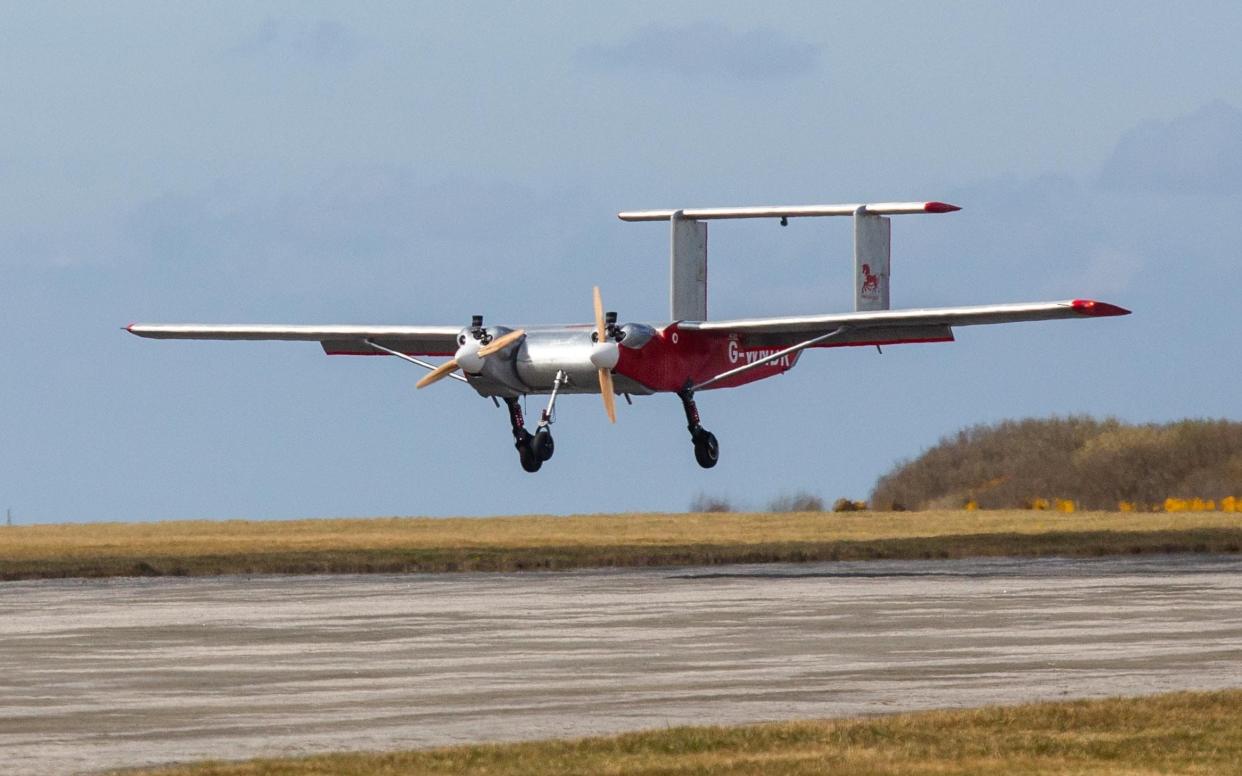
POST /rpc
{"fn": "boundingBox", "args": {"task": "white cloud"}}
[1099,101,1242,195]
[575,22,819,81]
[228,18,364,64]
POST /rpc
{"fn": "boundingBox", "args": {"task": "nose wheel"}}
[679,388,719,469]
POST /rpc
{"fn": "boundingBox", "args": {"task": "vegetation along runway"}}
[3,510,1240,579]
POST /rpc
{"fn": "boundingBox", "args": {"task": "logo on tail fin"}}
[860,263,879,298]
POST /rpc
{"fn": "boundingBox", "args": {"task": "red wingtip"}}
[1071,299,1131,317]
[924,201,962,213]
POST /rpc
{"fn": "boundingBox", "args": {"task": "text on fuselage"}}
[727,340,792,368]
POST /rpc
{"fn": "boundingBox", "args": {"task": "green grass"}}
[119,690,1242,775]
[3,510,1240,580]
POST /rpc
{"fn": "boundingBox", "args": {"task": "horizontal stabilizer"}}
[618,202,960,222]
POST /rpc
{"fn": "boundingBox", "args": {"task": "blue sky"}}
[2,3,1239,523]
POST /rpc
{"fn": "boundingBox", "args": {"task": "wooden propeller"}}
[593,286,617,424]
[476,328,526,358]
[416,358,462,389]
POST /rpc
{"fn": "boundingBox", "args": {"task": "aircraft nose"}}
[456,340,484,373]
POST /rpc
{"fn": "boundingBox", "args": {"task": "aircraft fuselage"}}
[464,323,799,398]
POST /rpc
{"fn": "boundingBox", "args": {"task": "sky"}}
[1,3,1240,523]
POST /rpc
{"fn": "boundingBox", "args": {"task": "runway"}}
[2,554,1240,775]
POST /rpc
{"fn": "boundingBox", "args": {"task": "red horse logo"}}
[860,263,879,296]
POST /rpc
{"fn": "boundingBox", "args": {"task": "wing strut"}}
[364,339,469,383]
[690,326,849,392]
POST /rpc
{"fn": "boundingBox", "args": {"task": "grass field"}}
[3,510,1240,580]
[119,690,1242,775]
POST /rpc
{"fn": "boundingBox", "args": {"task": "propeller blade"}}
[593,286,606,344]
[598,368,616,424]
[415,358,460,389]
[476,328,525,358]
[593,286,618,423]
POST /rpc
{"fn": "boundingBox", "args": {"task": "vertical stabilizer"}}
[670,210,708,321]
[854,207,891,311]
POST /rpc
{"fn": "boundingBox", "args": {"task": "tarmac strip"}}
[1,554,1240,775]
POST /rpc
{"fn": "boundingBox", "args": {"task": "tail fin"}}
[854,207,890,311]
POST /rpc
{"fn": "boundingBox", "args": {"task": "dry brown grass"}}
[119,689,1242,775]
[3,510,1240,580]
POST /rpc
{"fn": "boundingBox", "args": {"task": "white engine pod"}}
[456,340,484,373]
[618,323,655,349]
[589,341,620,370]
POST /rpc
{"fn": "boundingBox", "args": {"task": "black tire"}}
[533,429,554,461]
[519,443,542,473]
[693,430,719,469]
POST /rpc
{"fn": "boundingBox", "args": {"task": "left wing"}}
[125,324,461,356]
[678,299,1129,348]
[678,298,1129,391]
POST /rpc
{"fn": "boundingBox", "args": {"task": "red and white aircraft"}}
[128,201,1129,472]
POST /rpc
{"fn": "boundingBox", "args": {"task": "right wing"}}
[125,324,461,356]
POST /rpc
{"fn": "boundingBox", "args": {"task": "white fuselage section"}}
[465,326,654,398]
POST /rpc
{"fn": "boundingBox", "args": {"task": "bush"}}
[766,492,825,512]
[689,493,734,513]
[832,498,867,513]
[870,417,1242,511]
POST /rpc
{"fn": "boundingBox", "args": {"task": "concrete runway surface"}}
[2,554,1241,775]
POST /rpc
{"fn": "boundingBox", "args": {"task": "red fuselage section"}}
[614,323,799,392]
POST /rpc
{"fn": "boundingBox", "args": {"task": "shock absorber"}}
[677,387,703,441]
[504,397,531,446]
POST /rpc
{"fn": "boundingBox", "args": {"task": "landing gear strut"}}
[531,370,567,464]
[678,388,719,468]
[504,397,541,473]
[505,371,567,473]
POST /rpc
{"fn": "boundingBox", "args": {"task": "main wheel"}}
[519,443,543,473]
[693,430,719,469]
[532,428,554,461]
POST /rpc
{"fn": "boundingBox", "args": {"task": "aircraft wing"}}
[678,299,1130,348]
[125,323,461,356]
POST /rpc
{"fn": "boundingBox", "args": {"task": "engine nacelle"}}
[618,322,656,349]
[495,323,656,396]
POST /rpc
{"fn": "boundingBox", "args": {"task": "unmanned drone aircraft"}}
[128,201,1129,472]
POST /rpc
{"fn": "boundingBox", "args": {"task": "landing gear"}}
[693,429,719,468]
[505,397,542,473]
[679,388,719,469]
[504,371,567,473]
[518,442,541,472]
[532,428,554,461]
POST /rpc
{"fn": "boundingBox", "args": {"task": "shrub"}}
[766,492,825,513]
[870,417,1242,511]
[689,493,734,513]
